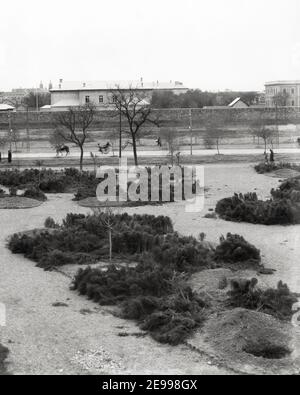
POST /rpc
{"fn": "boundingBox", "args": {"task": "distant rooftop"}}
[51,80,188,92]
[265,80,300,86]
[0,103,15,111]
[228,97,248,107]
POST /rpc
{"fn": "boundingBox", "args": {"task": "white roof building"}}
[228,97,249,108]
[0,103,15,112]
[49,79,188,111]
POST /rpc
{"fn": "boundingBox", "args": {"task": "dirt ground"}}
[0,162,299,375]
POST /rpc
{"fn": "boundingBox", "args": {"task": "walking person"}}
[270,149,275,163]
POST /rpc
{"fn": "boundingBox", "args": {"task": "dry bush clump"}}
[72,262,207,345]
[214,233,261,264]
[228,278,298,321]
[216,178,300,225]
[255,162,300,174]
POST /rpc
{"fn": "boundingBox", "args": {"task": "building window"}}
[99,95,104,103]
[112,95,118,103]
[292,100,295,106]
[292,89,295,95]
[85,96,90,104]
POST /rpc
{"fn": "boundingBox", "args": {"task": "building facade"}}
[50,80,188,111]
[265,81,300,107]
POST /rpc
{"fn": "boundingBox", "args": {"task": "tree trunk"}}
[79,146,84,171]
[216,139,220,155]
[132,135,138,166]
[109,229,112,262]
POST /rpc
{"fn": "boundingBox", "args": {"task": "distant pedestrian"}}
[8,150,12,163]
[270,149,275,163]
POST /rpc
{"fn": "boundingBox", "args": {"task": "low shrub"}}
[74,186,97,200]
[0,189,6,198]
[152,233,213,272]
[9,211,260,274]
[216,189,300,225]
[255,162,300,174]
[8,213,175,270]
[214,233,261,264]
[228,278,298,321]
[72,262,207,345]
[9,186,17,197]
[0,168,99,195]
[39,178,66,193]
[44,217,59,229]
[22,187,47,201]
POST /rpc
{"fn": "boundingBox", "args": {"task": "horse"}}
[98,142,111,154]
[56,145,70,157]
[155,137,162,147]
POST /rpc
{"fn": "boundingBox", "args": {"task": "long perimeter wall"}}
[1,107,300,130]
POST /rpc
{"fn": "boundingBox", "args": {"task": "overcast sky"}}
[0,0,299,92]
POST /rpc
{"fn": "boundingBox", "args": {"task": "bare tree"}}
[0,132,8,152]
[204,119,224,155]
[110,86,159,165]
[250,116,276,153]
[204,111,232,155]
[90,152,99,175]
[10,128,21,152]
[160,128,180,166]
[97,208,115,262]
[53,103,95,171]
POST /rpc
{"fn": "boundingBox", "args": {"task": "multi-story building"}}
[49,79,188,111]
[265,81,300,107]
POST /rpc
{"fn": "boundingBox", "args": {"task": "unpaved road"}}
[0,163,299,374]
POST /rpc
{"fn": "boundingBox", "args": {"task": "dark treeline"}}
[151,89,259,109]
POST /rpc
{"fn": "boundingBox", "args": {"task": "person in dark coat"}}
[270,149,275,163]
[8,150,12,163]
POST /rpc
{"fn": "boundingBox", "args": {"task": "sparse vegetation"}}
[71,262,207,345]
[0,168,98,197]
[216,178,300,225]
[255,162,300,174]
[44,217,59,229]
[7,209,267,346]
[228,278,298,321]
[22,187,47,202]
[8,213,175,270]
[0,344,9,375]
[214,233,261,264]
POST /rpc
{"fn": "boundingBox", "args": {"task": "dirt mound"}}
[188,308,300,375]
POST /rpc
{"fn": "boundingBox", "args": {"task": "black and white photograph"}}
[0,0,300,378]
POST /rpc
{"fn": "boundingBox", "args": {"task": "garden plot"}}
[1,163,300,374]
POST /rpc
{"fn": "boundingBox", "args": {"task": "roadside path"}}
[8,147,300,159]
